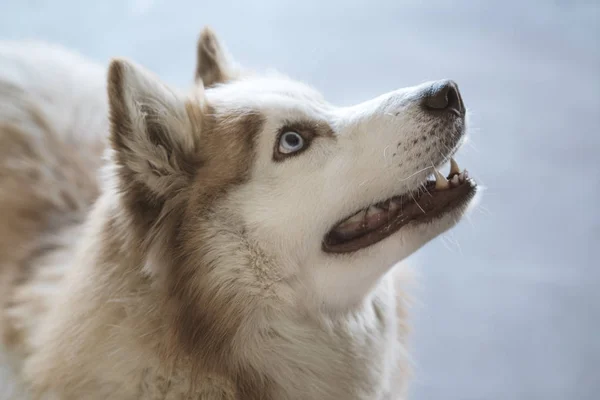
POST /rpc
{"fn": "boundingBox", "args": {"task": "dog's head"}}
[106,26,477,371]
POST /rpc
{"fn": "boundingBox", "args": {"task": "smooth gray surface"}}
[1,1,598,399]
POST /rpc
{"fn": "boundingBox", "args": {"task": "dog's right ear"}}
[195,27,239,88]
[107,58,202,201]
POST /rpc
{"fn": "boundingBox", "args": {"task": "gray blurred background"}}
[0,0,598,399]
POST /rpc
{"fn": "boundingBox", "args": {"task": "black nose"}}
[422,80,463,115]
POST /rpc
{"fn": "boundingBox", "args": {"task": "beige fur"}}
[0,28,475,399]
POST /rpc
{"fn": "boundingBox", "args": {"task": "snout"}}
[421,80,464,116]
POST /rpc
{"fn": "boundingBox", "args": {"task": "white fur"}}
[210,76,467,310]
[0,36,475,400]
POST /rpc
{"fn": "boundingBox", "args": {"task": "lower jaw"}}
[322,178,477,254]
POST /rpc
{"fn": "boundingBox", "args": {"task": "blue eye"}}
[278,131,305,154]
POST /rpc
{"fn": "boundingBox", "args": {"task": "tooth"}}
[366,205,381,218]
[451,175,460,186]
[458,171,465,183]
[389,200,400,212]
[450,158,460,176]
[463,169,469,180]
[434,169,450,190]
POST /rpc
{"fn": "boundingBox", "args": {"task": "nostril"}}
[446,84,461,112]
[424,86,450,110]
[422,81,463,114]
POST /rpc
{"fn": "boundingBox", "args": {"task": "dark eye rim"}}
[272,123,315,162]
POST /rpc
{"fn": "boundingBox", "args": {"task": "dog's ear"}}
[107,58,202,199]
[195,27,239,88]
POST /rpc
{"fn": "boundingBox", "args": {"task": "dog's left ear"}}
[195,27,239,88]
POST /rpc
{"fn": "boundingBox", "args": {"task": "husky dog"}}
[0,28,477,399]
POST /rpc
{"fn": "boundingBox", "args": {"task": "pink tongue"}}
[332,208,389,240]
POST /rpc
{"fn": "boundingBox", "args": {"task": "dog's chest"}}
[138,368,236,399]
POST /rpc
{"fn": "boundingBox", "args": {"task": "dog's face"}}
[206,76,476,309]
[107,29,477,317]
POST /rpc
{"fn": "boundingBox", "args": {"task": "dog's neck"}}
[148,274,401,400]
[248,276,403,400]
[86,195,405,399]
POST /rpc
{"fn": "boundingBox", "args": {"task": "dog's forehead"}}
[205,75,330,113]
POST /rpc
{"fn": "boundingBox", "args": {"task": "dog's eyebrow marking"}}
[272,119,336,161]
[279,119,335,140]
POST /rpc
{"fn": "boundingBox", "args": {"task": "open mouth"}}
[323,159,477,254]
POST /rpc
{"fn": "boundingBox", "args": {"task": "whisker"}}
[465,214,476,229]
[466,140,480,153]
[476,205,492,216]
[422,183,433,197]
[440,235,455,252]
[447,231,463,256]
[410,192,426,214]
[397,165,434,182]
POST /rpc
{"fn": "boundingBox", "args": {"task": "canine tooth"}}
[434,169,450,190]
[463,169,469,180]
[450,158,460,175]
[451,175,460,186]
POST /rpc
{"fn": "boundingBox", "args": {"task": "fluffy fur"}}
[0,28,474,399]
